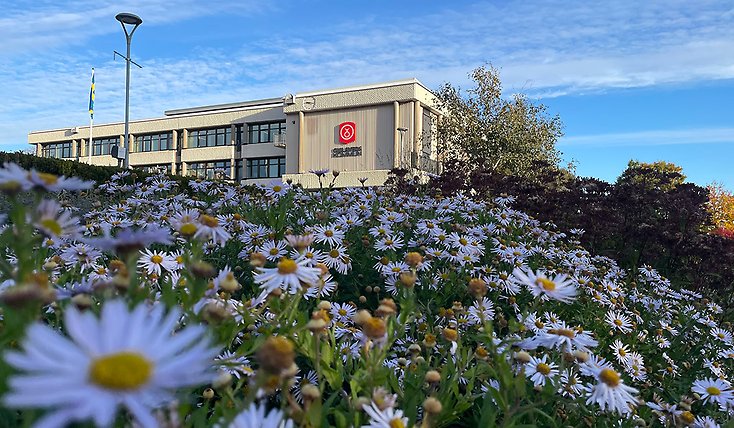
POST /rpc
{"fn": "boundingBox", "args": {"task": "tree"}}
[434,65,563,178]
[707,182,734,237]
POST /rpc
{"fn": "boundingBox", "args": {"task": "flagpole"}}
[88,67,95,164]
[88,115,93,164]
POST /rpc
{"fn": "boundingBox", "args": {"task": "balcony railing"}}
[410,151,441,175]
[273,132,286,148]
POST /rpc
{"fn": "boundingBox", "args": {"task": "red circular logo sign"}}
[339,122,356,144]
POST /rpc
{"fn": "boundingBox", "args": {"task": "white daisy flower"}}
[254,257,322,294]
[331,303,357,324]
[512,267,577,303]
[605,310,633,334]
[138,249,176,276]
[3,300,217,428]
[609,339,631,364]
[361,401,409,428]
[525,355,558,387]
[692,378,734,409]
[585,364,639,415]
[225,402,294,428]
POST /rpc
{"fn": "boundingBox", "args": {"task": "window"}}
[42,141,72,159]
[187,127,232,148]
[246,157,285,179]
[187,160,231,179]
[92,136,119,156]
[246,121,285,144]
[136,164,172,174]
[133,132,172,152]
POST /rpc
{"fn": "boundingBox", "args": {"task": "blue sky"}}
[1,0,733,188]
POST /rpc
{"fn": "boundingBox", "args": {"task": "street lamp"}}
[115,12,142,169]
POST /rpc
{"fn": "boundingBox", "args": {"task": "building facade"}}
[28,79,441,187]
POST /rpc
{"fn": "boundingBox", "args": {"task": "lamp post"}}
[115,12,142,169]
[397,127,408,169]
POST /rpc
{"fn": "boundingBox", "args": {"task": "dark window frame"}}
[41,141,73,159]
[246,121,286,145]
[187,160,232,179]
[133,132,172,153]
[92,136,119,156]
[245,156,286,179]
[187,127,233,148]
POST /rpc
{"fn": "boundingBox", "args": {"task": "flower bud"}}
[202,388,215,399]
[71,293,93,310]
[249,252,266,268]
[423,397,443,415]
[425,370,441,384]
[353,310,372,325]
[404,252,423,268]
[468,278,487,298]
[219,272,241,293]
[213,371,232,389]
[301,383,321,401]
[514,351,531,364]
[257,336,295,375]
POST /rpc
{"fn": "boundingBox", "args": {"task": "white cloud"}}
[2,1,734,151]
[559,128,734,147]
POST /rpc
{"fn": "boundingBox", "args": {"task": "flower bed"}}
[0,163,730,427]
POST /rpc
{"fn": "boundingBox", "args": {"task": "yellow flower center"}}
[613,319,623,326]
[459,238,468,246]
[36,172,58,185]
[151,254,163,264]
[272,185,282,193]
[40,219,62,235]
[536,278,556,291]
[277,258,298,274]
[200,215,219,228]
[89,352,153,390]
[706,386,722,396]
[269,248,279,255]
[537,363,551,375]
[339,309,347,316]
[556,328,576,338]
[599,368,620,387]
[329,249,340,258]
[180,223,198,236]
[389,418,405,428]
[324,230,334,237]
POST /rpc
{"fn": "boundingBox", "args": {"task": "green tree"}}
[616,160,686,192]
[434,65,563,178]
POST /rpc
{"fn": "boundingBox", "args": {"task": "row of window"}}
[187,157,286,180]
[41,121,286,158]
[134,133,172,152]
[41,142,72,159]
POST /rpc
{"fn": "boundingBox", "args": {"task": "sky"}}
[1,0,733,188]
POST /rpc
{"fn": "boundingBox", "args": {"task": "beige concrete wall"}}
[283,170,390,188]
[300,104,394,173]
[285,113,300,173]
[180,146,235,163]
[130,150,176,165]
[241,143,284,159]
[283,79,435,114]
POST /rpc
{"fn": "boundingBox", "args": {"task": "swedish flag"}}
[88,68,95,119]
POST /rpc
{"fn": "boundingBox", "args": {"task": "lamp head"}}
[115,13,142,26]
